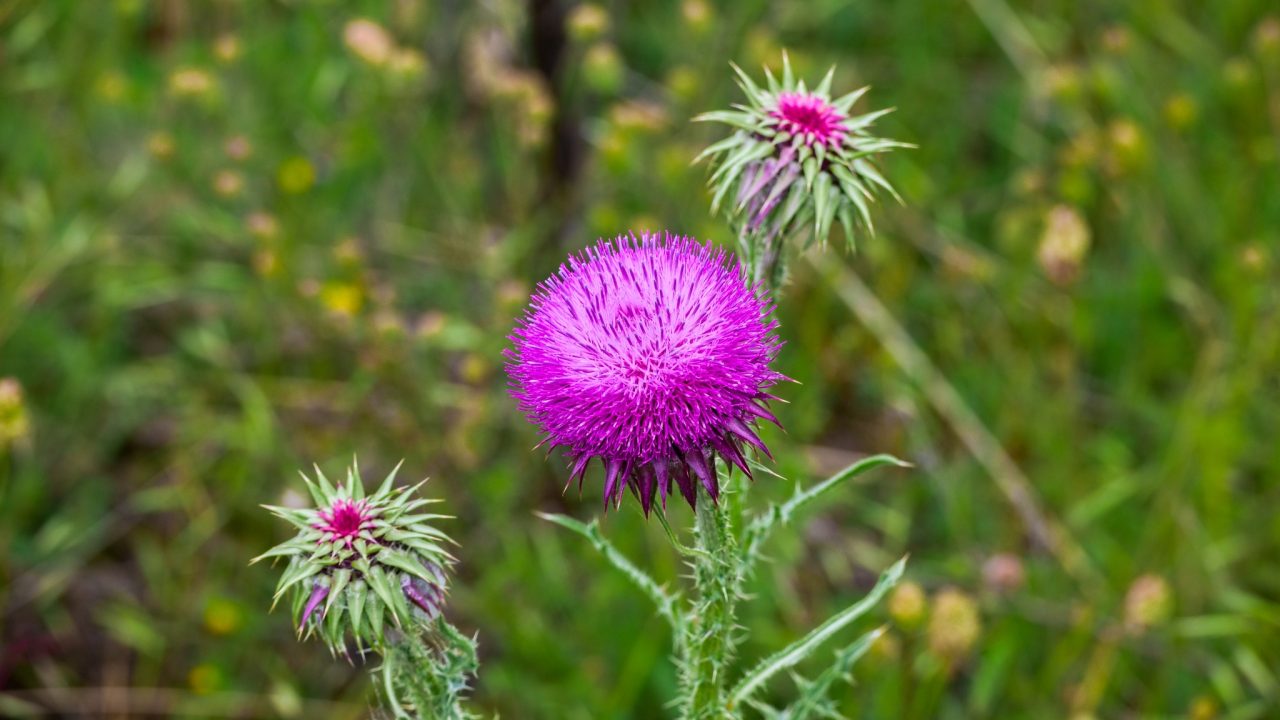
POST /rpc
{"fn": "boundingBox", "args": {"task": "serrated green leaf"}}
[537,512,682,629]
[729,557,907,705]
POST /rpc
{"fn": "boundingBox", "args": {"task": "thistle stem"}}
[680,495,740,720]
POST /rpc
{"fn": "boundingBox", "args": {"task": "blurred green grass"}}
[1,0,1278,717]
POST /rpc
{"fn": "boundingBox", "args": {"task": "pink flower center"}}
[317,499,375,544]
[769,92,846,147]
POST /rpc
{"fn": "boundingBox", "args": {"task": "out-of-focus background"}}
[1,0,1278,717]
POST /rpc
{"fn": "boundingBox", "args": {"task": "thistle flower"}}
[696,54,909,250]
[254,460,454,653]
[506,232,783,513]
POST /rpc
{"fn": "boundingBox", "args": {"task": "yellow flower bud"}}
[888,581,927,629]
[927,588,981,663]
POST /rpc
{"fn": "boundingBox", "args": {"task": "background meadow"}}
[2,0,1279,717]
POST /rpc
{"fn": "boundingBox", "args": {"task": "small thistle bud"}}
[1123,574,1172,633]
[213,169,244,198]
[926,588,981,664]
[277,156,315,195]
[147,132,175,159]
[981,553,1026,595]
[0,378,31,449]
[1255,17,1280,62]
[254,459,455,654]
[696,54,909,257]
[888,580,927,630]
[566,4,610,43]
[1037,205,1091,286]
[224,135,252,161]
[168,67,216,98]
[1190,695,1218,720]
[582,43,624,94]
[344,18,395,67]
[214,34,242,64]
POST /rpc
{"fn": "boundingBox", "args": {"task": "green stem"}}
[379,622,478,720]
[680,496,740,720]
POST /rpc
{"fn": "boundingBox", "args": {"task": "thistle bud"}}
[582,43,624,95]
[696,55,909,283]
[888,580,927,630]
[1123,574,1172,633]
[982,552,1026,595]
[344,19,395,67]
[0,378,30,449]
[254,459,455,654]
[1037,205,1091,286]
[567,4,610,43]
[927,588,981,664]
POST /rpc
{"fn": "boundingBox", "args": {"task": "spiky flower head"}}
[696,54,909,252]
[506,232,783,513]
[254,459,454,654]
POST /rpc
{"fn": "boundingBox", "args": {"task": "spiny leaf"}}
[785,627,884,719]
[537,512,682,629]
[729,558,907,705]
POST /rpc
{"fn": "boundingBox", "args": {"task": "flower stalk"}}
[680,486,741,719]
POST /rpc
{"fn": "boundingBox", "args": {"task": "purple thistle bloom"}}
[769,92,848,148]
[506,232,784,513]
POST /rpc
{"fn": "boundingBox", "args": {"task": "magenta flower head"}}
[696,53,909,250]
[253,459,454,654]
[506,232,784,513]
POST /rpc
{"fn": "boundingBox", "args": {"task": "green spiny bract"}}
[253,458,455,655]
[378,621,481,720]
[695,54,910,257]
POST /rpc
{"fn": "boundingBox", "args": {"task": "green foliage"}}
[547,458,906,719]
[378,622,480,720]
